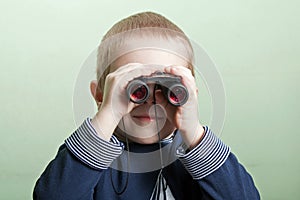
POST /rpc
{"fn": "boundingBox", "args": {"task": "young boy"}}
[33,12,260,199]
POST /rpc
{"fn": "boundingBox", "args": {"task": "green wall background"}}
[1,0,299,199]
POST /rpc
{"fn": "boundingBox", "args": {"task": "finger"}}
[164,66,197,90]
[165,65,193,80]
[113,64,166,90]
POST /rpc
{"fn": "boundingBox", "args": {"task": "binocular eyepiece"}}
[126,71,188,106]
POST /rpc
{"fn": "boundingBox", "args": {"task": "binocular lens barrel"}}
[127,80,149,104]
[168,85,188,106]
[127,80,188,106]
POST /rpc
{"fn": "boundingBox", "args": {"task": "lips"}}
[132,115,165,122]
[133,115,153,119]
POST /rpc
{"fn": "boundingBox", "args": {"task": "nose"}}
[144,84,165,105]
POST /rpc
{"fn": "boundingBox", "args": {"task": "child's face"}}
[111,49,189,144]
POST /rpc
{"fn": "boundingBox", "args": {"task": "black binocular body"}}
[126,71,189,106]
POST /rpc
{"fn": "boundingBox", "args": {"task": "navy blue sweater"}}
[33,119,260,199]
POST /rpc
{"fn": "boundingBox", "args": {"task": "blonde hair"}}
[97,11,194,92]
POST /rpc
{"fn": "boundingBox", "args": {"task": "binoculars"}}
[126,71,188,106]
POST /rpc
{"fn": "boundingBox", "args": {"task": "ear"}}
[90,80,103,104]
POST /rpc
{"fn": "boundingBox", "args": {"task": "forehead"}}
[110,49,188,72]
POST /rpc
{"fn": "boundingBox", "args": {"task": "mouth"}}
[132,115,165,122]
[133,115,153,121]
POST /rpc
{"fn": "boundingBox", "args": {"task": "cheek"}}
[164,104,177,119]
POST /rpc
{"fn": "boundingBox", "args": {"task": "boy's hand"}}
[91,63,164,141]
[164,66,205,149]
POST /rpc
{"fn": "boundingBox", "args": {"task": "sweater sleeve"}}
[177,126,260,200]
[33,118,124,200]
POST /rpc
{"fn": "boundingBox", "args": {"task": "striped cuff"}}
[177,126,230,179]
[65,118,124,170]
